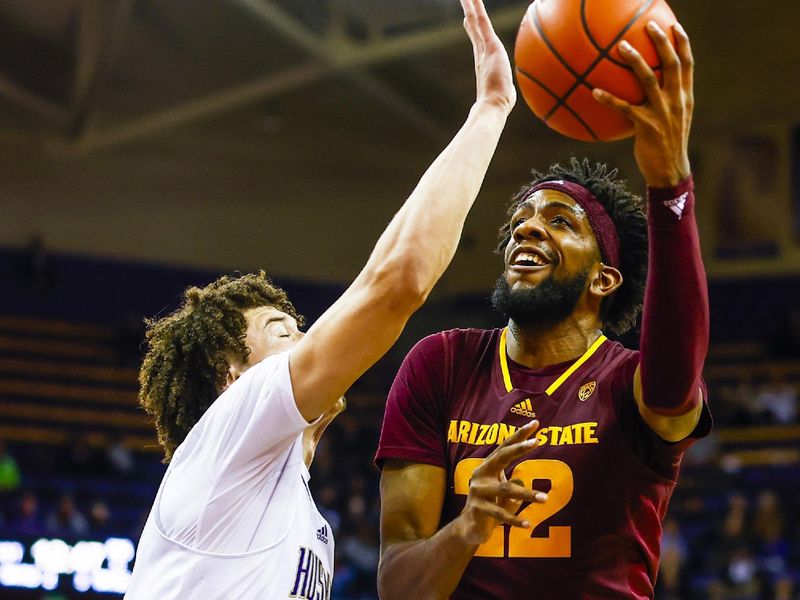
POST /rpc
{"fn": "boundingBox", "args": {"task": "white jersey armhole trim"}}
[150,448,303,558]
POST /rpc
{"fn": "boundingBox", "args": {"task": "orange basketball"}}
[514,0,678,142]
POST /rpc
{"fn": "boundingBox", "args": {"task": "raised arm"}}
[289,0,516,421]
[593,21,708,441]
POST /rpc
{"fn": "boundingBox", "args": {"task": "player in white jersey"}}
[126,1,518,597]
[127,347,339,599]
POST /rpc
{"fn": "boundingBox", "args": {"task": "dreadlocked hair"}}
[139,271,304,462]
[497,157,648,337]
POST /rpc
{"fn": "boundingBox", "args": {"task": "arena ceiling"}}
[0,0,799,288]
[0,0,530,149]
[2,0,797,152]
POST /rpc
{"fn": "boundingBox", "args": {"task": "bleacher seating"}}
[0,314,159,455]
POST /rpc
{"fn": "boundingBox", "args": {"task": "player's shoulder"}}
[592,339,640,386]
[210,350,292,416]
[407,327,500,364]
[236,349,290,388]
[600,339,639,363]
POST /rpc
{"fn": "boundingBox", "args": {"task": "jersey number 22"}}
[454,459,573,558]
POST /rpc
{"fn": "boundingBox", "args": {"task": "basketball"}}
[514,0,678,142]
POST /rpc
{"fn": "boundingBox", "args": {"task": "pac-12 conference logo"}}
[578,381,596,401]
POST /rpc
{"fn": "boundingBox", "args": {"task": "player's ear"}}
[223,362,244,391]
[589,263,623,299]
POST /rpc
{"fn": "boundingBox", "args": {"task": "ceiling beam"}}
[233,0,450,144]
[334,7,525,66]
[0,74,71,128]
[70,2,528,153]
[69,63,327,153]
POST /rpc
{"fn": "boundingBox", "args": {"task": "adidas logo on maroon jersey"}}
[510,399,536,418]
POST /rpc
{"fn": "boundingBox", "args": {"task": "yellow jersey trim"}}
[499,327,514,392]
[499,327,607,396]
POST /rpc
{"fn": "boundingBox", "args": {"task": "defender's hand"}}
[593,21,694,188]
[460,0,516,113]
[456,420,547,546]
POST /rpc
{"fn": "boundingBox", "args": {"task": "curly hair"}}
[139,271,304,462]
[497,157,648,337]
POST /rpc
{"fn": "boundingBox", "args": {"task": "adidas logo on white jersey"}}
[663,192,688,219]
[510,399,536,418]
[316,525,329,545]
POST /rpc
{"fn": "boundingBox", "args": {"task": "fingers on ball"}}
[648,23,680,72]
[673,23,695,72]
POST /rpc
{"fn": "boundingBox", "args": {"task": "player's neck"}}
[506,317,603,370]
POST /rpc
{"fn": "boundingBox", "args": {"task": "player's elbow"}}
[377,550,402,600]
[378,562,428,600]
[376,556,395,600]
[378,544,443,600]
[397,260,434,309]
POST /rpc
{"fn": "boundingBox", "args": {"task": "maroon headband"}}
[522,180,621,269]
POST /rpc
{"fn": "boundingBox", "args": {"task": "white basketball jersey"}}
[125,351,334,600]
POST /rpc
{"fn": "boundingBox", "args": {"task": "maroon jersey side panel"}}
[376,328,711,600]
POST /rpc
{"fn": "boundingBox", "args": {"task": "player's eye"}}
[551,215,573,228]
[511,217,526,229]
[265,321,290,337]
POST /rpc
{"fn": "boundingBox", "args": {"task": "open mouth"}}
[510,247,551,270]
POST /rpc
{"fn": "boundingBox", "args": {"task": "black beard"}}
[491,269,590,330]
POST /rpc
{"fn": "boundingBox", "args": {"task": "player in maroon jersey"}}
[376,2,708,599]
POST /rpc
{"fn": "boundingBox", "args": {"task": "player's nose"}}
[512,216,547,243]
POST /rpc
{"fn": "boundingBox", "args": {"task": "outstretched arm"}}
[594,21,708,441]
[290,0,516,420]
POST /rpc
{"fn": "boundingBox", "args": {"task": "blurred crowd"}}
[309,406,383,599]
[660,477,799,599]
[711,381,798,427]
[0,436,142,544]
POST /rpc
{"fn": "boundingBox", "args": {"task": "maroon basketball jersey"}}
[376,328,711,599]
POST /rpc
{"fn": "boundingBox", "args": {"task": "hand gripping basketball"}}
[456,420,548,546]
[460,0,517,112]
[593,21,694,187]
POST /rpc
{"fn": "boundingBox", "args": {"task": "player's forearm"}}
[378,516,479,600]
[639,176,709,414]
[363,101,510,303]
